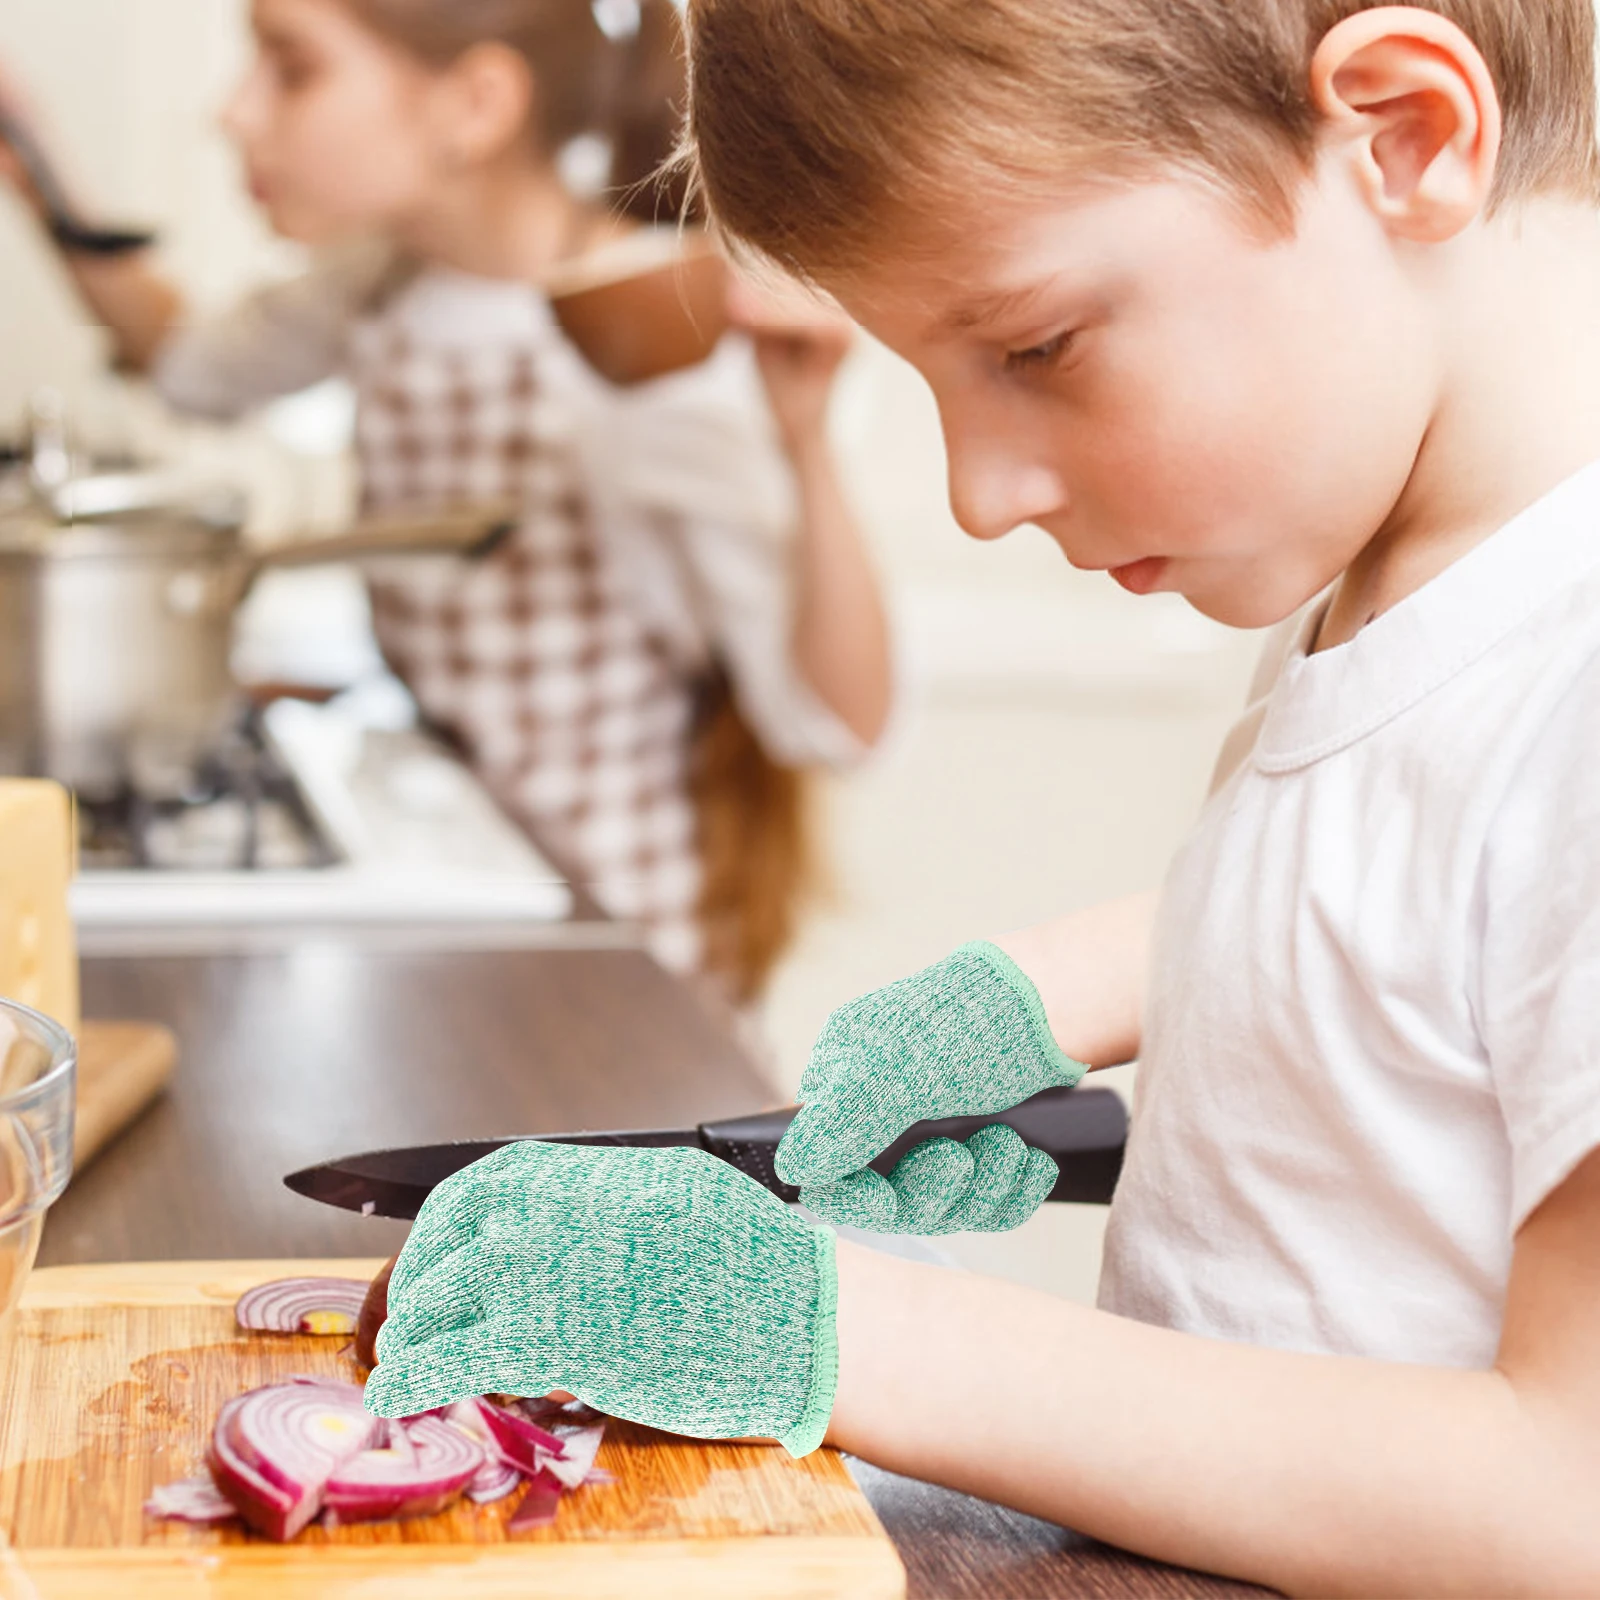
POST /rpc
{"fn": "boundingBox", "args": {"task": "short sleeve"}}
[151,242,394,420]
[574,338,868,770]
[1478,648,1600,1230]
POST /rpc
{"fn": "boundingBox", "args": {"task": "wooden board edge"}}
[18,1260,392,1310]
[73,1022,178,1168]
[7,1536,907,1599]
[76,1021,178,1058]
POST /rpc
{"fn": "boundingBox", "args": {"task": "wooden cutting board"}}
[74,1022,177,1169]
[0,1260,905,1599]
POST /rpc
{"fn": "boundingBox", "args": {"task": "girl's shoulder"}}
[358,261,558,349]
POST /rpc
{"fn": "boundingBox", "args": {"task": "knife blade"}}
[283,1085,1127,1219]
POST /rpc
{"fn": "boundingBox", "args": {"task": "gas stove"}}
[76,714,333,874]
[71,696,592,955]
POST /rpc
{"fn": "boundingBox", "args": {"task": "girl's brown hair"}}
[684,0,1600,279]
[346,0,692,220]
[690,671,813,1002]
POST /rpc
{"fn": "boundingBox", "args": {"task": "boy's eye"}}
[1003,331,1076,376]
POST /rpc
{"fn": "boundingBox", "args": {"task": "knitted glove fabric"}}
[779,941,1087,1235]
[363,1140,838,1458]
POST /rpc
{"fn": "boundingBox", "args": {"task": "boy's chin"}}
[1174,573,1324,632]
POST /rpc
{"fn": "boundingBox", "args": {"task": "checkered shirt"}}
[348,282,703,971]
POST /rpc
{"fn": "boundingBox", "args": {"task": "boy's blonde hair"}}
[684,0,1600,276]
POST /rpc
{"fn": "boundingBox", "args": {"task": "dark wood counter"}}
[49,946,1265,1599]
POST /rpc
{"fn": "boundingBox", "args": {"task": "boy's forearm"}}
[787,429,893,747]
[991,890,1157,1067]
[826,1243,1598,1596]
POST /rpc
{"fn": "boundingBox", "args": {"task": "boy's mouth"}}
[1108,557,1169,595]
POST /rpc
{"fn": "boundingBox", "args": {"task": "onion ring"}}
[234,1278,369,1337]
[322,1415,485,1522]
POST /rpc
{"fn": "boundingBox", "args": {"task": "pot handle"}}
[232,502,521,603]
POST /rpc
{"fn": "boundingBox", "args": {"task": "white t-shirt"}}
[1099,459,1600,1368]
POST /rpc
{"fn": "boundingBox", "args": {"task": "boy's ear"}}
[1309,6,1502,241]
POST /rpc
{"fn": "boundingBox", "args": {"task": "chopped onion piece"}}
[517,1396,604,1428]
[541,1424,605,1491]
[466,1456,524,1504]
[218,1280,623,1539]
[208,1380,378,1541]
[475,1397,566,1475]
[234,1278,369,1336]
[506,1472,565,1531]
[322,1415,485,1522]
[145,1474,238,1523]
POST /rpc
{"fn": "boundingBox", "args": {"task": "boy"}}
[368,3,1600,1589]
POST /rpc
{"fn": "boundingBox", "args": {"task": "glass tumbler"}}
[0,1000,75,1322]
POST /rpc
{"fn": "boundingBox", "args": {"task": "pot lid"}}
[0,464,247,558]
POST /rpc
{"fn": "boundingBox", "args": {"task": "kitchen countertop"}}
[48,946,1267,1599]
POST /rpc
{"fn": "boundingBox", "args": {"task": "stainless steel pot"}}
[0,480,247,797]
[0,449,515,798]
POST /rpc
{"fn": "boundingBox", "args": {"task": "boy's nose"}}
[945,436,1069,544]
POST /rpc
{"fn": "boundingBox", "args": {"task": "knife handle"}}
[698,1085,1127,1208]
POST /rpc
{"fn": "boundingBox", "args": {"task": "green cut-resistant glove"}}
[363,1140,838,1457]
[778,940,1088,1235]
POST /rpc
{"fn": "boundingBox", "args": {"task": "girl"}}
[365,1,1600,1594]
[0,0,891,997]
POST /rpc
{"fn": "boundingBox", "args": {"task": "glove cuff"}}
[957,940,1088,1089]
[777,1226,839,1458]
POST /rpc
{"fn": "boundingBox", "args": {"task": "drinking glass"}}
[0,999,75,1321]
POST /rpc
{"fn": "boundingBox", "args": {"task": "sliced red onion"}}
[584,1467,617,1486]
[321,1415,485,1523]
[516,1396,605,1428]
[362,1415,416,1470]
[208,1380,379,1541]
[443,1398,491,1438]
[475,1397,566,1474]
[466,1456,524,1505]
[235,1278,369,1337]
[145,1474,239,1523]
[505,1471,565,1531]
[541,1424,605,1491]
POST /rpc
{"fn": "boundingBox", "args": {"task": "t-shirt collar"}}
[1253,458,1600,773]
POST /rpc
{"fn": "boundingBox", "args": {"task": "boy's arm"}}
[991,890,1157,1068]
[829,1146,1600,1595]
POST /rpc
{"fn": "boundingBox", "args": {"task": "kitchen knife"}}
[284,1084,1128,1219]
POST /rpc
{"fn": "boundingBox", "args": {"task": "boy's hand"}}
[779,942,1087,1234]
[363,1141,840,1458]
